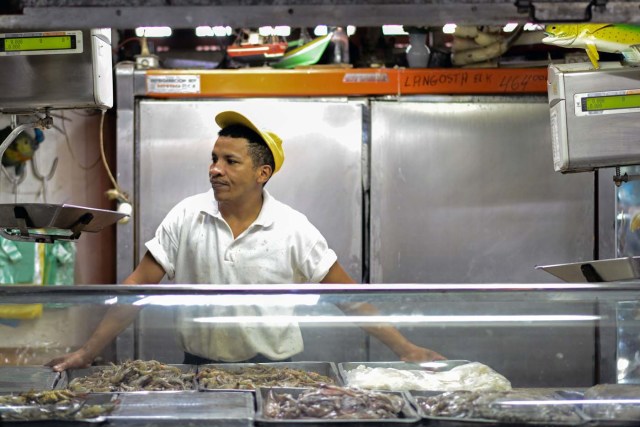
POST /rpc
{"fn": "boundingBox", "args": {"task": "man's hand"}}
[397,342,446,362]
[45,348,94,372]
[322,262,446,362]
[45,252,164,373]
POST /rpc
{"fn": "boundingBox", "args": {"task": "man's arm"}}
[46,252,166,371]
[321,262,445,362]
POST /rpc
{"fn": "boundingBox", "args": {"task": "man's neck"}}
[218,191,264,238]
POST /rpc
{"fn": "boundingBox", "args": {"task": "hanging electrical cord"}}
[70,110,101,117]
[114,36,140,53]
[58,110,131,219]
[98,110,132,223]
[59,111,102,170]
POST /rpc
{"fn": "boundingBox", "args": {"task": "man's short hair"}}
[218,124,276,173]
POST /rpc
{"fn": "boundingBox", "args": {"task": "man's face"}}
[209,135,266,202]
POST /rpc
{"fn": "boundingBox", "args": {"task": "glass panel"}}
[0,284,638,423]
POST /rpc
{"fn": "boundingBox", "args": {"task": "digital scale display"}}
[576,89,640,117]
[4,35,72,52]
[0,31,82,56]
[584,93,640,112]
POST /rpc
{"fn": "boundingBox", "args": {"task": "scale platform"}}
[0,203,128,243]
[536,257,640,283]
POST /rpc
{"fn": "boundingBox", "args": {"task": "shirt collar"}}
[200,189,220,217]
[253,189,276,228]
[200,188,276,228]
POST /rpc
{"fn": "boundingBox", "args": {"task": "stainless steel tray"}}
[256,387,419,425]
[0,203,128,243]
[338,360,471,389]
[0,392,117,424]
[57,364,197,392]
[536,257,640,283]
[0,366,61,392]
[107,390,253,426]
[197,361,341,391]
[408,389,587,426]
[573,385,640,424]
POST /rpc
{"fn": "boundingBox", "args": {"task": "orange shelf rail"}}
[144,67,548,98]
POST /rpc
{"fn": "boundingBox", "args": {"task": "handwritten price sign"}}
[400,69,547,94]
[498,74,547,92]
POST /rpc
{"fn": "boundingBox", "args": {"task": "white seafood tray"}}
[107,391,253,427]
[0,366,62,392]
[255,386,420,426]
[56,364,197,392]
[407,389,588,427]
[197,361,341,392]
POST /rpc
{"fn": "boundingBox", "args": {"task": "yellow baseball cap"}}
[215,111,285,174]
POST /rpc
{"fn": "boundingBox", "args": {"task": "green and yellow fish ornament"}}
[542,23,640,69]
[0,126,44,174]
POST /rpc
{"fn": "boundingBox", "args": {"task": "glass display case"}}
[1,283,640,426]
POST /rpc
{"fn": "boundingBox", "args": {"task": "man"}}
[47,111,444,371]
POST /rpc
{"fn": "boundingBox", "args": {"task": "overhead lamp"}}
[274,26,291,36]
[524,22,544,31]
[442,23,457,34]
[135,26,172,38]
[382,25,408,36]
[314,25,328,36]
[258,26,291,37]
[133,295,321,307]
[195,26,211,37]
[195,26,232,37]
[193,314,600,325]
[503,22,518,32]
[214,26,233,37]
[313,25,353,37]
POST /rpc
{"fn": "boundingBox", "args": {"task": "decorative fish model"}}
[0,126,43,174]
[542,24,640,69]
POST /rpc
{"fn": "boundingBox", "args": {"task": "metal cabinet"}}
[370,97,596,283]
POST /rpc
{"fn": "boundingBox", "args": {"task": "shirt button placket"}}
[225,241,234,262]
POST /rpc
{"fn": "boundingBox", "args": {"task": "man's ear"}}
[256,164,273,184]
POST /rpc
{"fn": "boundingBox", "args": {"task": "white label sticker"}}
[147,75,200,94]
[549,109,561,169]
[343,73,389,83]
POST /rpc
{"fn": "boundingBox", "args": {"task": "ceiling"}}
[1,0,639,30]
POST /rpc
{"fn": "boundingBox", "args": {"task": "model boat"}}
[271,33,333,69]
[227,31,288,65]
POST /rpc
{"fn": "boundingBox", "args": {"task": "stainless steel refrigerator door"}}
[135,99,364,362]
[370,97,595,283]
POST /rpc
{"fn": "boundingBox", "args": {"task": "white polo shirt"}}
[145,189,337,361]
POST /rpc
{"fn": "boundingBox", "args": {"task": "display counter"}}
[0,283,639,426]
